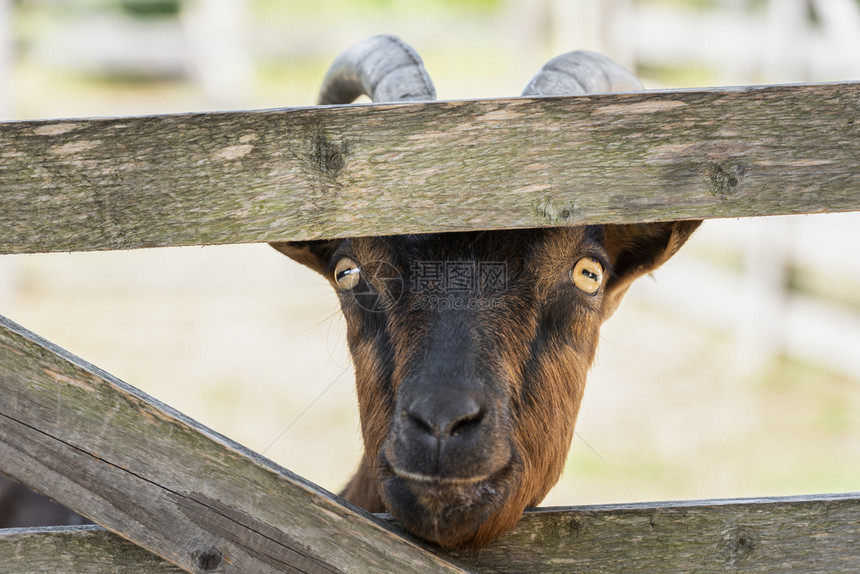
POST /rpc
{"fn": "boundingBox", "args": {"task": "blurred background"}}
[1,0,858,508]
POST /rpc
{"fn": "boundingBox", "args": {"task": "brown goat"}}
[272,35,701,548]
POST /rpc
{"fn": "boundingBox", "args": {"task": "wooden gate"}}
[1,81,858,572]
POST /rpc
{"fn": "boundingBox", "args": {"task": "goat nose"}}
[406,392,484,440]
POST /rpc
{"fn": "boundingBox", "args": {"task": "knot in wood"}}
[718,527,754,564]
[193,546,223,571]
[532,197,576,223]
[309,131,348,176]
[568,515,588,536]
[706,162,743,198]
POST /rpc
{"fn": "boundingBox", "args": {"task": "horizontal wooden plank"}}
[0,314,469,574]
[1,525,183,574]
[1,82,858,254]
[6,494,859,573]
[450,493,860,572]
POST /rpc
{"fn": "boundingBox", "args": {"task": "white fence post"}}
[0,0,10,118]
[0,0,13,309]
[182,0,253,107]
[733,218,794,376]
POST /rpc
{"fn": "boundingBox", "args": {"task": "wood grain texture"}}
[443,494,860,573]
[1,82,858,254]
[7,495,859,573]
[2,525,183,574]
[0,314,470,574]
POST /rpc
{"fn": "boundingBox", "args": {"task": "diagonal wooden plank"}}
[6,494,859,573]
[0,314,471,574]
[1,82,858,255]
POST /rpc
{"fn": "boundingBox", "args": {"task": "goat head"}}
[272,35,700,548]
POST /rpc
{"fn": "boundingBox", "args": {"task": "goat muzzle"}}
[378,380,518,547]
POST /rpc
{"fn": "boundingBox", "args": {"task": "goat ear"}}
[270,240,341,275]
[601,220,701,319]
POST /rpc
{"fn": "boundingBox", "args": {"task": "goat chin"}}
[378,454,523,548]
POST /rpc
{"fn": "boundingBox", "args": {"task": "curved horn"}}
[522,51,642,96]
[318,34,436,105]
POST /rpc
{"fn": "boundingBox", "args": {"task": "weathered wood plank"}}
[7,494,859,573]
[0,314,470,574]
[1,82,858,254]
[444,494,860,573]
[1,525,183,574]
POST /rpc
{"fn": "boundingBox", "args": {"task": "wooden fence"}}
[1,81,858,572]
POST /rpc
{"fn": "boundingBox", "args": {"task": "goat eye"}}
[570,258,603,294]
[334,257,361,290]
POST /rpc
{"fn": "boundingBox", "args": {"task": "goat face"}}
[272,34,701,548]
[272,220,698,547]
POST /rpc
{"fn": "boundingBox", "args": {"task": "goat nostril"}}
[407,411,435,436]
[406,404,439,438]
[406,395,484,439]
[449,409,484,437]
